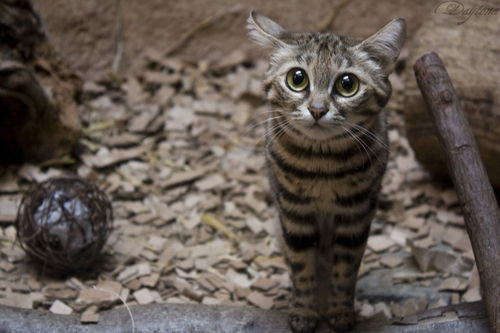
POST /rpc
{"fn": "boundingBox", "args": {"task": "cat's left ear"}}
[246,11,289,49]
[356,18,406,74]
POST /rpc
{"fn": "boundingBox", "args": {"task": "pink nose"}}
[308,104,328,120]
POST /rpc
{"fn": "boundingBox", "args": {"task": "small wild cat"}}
[247,12,405,333]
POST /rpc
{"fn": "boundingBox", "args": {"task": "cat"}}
[247,11,405,333]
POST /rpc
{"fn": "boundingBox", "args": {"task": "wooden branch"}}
[0,301,488,333]
[414,52,500,333]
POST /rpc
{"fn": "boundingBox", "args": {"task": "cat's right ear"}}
[246,11,288,49]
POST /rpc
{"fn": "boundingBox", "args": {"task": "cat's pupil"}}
[292,70,305,85]
[341,75,353,91]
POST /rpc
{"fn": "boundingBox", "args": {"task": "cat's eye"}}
[286,68,309,92]
[334,73,359,97]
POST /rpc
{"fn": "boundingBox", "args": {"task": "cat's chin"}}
[297,123,341,141]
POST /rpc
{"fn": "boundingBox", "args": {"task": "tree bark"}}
[0,0,81,163]
[0,301,489,333]
[414,52,500,333]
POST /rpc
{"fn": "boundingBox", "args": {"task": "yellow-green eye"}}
[334,73,359,97]
[286,68,309,92]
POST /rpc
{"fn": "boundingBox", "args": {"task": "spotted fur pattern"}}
[247,12,406,333]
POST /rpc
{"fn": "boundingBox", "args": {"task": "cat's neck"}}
[266,112,381,152]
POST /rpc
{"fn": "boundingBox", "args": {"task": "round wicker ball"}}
[15,177,113,273]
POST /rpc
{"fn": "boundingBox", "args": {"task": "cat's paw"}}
[327,310,355,332]
[288,312,319,333]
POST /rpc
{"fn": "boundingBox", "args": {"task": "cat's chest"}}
[273,158,364,198]
[267,143,380,204]
[292,175,352,200]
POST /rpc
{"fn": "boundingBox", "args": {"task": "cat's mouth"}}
[293,119,346,140]
[308,120,342,129]
[309,123,333,132]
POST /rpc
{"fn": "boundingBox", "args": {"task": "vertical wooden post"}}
[414,52,500,333]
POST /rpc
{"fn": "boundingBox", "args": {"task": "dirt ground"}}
[0,40,480,325]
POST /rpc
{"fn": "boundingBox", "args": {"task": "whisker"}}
[343,123,387,165]
[266,118,293,147]
[252,118,286,146]
[246,115,285,132]
[344,121,389,152]
[341,125,373,164]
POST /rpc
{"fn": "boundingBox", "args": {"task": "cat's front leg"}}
[280,213,319,333]
[327,219,371,332]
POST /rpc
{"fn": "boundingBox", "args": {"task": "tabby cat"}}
[247,12,405,333]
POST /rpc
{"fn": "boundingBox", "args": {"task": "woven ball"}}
[15,177,113,273]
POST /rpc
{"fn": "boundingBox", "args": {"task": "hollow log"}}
[0,301,489,333]
[0,0,81,163]
[414,52,500,333]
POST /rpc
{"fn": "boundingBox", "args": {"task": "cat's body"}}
[247,12,405,332]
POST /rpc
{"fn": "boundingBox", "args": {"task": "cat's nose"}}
[308,104,328,120]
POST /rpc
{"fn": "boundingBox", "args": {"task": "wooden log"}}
[0,301,489,333]
[414,52,500,333]
[0,0,81,163]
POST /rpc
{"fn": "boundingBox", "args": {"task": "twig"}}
[38,155,76,167]
[201,213,238,240]
[317,0,351,32]
[93,285,135,333]
[111,0,124,74]
[165,5,243,57]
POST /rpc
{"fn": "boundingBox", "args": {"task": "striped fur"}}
[247,11,405,333]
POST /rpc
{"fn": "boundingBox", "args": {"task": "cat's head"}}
[247,12,405,140]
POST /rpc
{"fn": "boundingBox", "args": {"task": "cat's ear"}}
[246,11,288,49]
[357,18,406,73]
